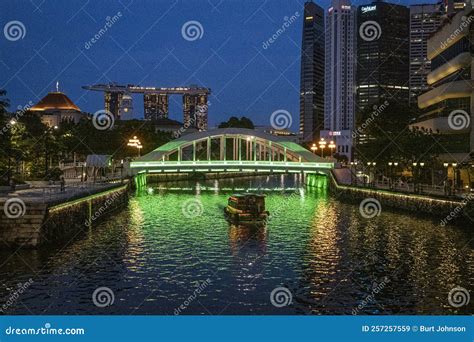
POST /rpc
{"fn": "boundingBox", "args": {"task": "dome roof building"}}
[30,91,85,127]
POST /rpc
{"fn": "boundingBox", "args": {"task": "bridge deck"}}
[131,160,333,174]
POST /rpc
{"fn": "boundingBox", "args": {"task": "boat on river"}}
[224,194,269,224]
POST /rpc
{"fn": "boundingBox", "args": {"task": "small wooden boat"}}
[224,194,269,223]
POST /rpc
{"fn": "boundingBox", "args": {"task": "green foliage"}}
[0,91,172,182]
[218,116,254,129]
[354,101,444,165]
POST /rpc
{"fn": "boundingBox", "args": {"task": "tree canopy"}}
[218,116,254,129]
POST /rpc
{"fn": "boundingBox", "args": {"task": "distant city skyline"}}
[1,0,438,130]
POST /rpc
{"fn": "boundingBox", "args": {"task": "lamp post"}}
[366,162,376,187]
[310,143,318,154]
[350,161,358,185]
[388,162,394,189]
[452,163,457,194]
[318,138,327,158]
[412,162,425,194]
[328,140,336,157]
[127,136,143,157]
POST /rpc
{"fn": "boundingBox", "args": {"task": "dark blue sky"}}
[1,0,434,130]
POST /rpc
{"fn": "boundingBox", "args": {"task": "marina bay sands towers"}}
[83,84,210,130]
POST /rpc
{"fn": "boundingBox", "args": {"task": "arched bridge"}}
[130,128,334,175]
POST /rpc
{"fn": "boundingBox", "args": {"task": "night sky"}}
[1,0,435,130]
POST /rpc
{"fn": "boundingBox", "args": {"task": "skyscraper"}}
[322,0,356,160]
[409,4,442,105]
[104,91,123,119]
[119,94,134,120]
[144,93,169,120]
[356,1,410,112]
[183,94,208,131]
[299,1,325,142]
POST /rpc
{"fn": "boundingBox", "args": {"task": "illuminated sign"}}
[329,131,342,136]
[361,5,376,13]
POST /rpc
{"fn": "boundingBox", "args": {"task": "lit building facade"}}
[119,94,134,120]
[105,91,123,119]
[84,84,210,131]
[411,3,473,152]
[322,0,356,161]
[144,93,169,120]
[299,1,325,142]
[183,94,208,131]
[409,4,442,105]
[29,91,85,127]
[356,1,410,112]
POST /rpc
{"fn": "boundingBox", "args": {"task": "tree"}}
[218,116,254,129]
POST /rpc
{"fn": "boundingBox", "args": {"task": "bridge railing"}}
[131,160,334,168]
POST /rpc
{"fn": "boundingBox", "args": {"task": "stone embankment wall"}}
[0,184,129,248]
[329,171,472,221]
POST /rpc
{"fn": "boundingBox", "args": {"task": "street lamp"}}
[318,138,327,157]
[310,143,318,154]
[127,136,143,157]
[328,140,336,157]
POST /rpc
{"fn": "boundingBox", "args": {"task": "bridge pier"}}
[306,173,328,188]
[135,173,147,191]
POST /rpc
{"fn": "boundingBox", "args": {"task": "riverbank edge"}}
[328,170,473,224]
[0,183,129,248]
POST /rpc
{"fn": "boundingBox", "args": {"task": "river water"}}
[0,175,472,315]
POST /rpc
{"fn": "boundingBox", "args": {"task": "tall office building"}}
[144,93,169,120]
[356,1,410,113]
[322,0,356,160]
[118,94,134,120]
[299,1,325,142]
[104,91,123,119]
[183,94,208,131]
[409,4,442,105]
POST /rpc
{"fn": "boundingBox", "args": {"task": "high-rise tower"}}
[299,1,325,142]
[356,1,410,112]
[323,0,356,160]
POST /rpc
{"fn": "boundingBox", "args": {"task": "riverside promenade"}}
[0,180,129,247]
[331,168,473,223]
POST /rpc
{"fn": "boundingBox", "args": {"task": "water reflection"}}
[0,175,472,315]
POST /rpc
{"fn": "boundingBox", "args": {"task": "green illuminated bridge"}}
[130,128,334,176]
